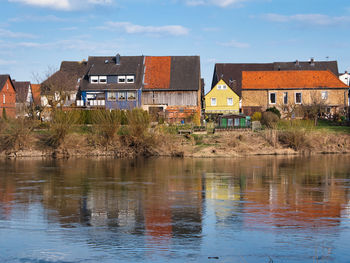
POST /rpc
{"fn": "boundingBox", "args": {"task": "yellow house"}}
[205,79,240,114]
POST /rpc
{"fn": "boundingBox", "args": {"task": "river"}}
[0,156,350,262]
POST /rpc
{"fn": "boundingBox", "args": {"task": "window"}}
[283,92,288,104]
[295,92,302,104]
[99,76,107,83]
[321,91,328,100]
[118,92,126,101]
[127,91,136,100]
[90,76,98,84]
[211,98,217,106]
[107,92,117,101]
[234,118,240,127]
[217,85,227,90]
[126,75,135,83]
[269,92,276,104]
[227,98,233,106]
[3,94,5,104]
[118,76,126,83]
[228,119,233,127]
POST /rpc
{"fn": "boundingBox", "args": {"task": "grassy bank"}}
[0,111,349,158]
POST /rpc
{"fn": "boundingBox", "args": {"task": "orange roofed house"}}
[241,70,349,116]
[0,75,16,118]
[142,56,203,123]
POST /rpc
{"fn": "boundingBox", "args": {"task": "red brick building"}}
[0,75,16,118]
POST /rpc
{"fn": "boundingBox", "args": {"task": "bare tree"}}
[301,90,326,126]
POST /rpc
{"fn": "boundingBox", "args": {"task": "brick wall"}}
[0,78,16,118]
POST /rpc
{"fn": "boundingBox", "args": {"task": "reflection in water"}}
[0,156,349,262]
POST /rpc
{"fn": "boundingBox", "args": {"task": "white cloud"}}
[185,0,247,7]
[219,40,250,48]
[100,22,189,36]
[8,0,112,10]
[9,15,68,22]
[262,13,350,26]
[0,28,36,38]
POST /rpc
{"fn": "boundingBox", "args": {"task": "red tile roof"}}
[144,56,171,90]
[242,70,348,90]
[31,84,41,106]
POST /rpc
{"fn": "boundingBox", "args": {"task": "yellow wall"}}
[205,79,240,113]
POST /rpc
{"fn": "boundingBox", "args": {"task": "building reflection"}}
[0,155,350,251]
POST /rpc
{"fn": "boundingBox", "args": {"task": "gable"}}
[0,75,15,94]
[205,79,239,98]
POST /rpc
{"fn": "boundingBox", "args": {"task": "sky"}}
[1,0,350,92]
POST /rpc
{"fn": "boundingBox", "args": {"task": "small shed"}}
[219,114,250,128]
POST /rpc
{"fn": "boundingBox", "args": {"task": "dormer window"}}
[99,76,107,83]
[126,75,134,83]
[90,76,98,84]
[118,76,126,83]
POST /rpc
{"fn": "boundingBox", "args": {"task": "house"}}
[204,79,240,117]
[211,59,339,115]
[78,54,143,110]
[339,71,350,86]
[12,81,33,116]
[0,75,16,118]
[241,70,349,116]
[41,61,88,108]
[142,56,202,123]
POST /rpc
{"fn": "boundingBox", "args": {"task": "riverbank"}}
[1,128,350,159]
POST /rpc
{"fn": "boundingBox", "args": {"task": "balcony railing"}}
[76,100,105,107]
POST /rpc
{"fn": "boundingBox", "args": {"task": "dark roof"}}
[41,61,88,95]
[273,61,338,75]
[212,60,339,96]
[169,56,200,91]
[0,75,11,91]
[13,81,31,103]
[80,56,144,91]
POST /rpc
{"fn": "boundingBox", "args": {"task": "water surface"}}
[0,156,350,262]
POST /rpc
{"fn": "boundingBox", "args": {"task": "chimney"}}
[116,53,120,65]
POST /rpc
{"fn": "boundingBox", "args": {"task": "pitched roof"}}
[13,81,31,103]
[144,56,171,90]
[80,55,144,91]
[42,61,88,95]
[273,61,338,75]
[242,70,348,90]
[0,75,11,91]
[143,56,200,91]
[31,84,41,105]
[213,60,339,96]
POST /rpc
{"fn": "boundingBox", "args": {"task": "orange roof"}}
[31,84,41,106]
[242,70,348,90]
[144,56,171,89]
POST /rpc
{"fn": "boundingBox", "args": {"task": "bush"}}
[251,112,262,121]
[0,118,34,152]
[278,128,309,151]
[266,107,281,118]
[92,109,121,148]
[261,111,279,128]
[47,110,80,148]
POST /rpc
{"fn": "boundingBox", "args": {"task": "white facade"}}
[339,72,350,86]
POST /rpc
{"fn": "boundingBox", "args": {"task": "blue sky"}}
[0,0,350,92]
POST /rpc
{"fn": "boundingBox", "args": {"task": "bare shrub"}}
[92,109,122,148]
[278,128,309,150]
[263,129,278,147]
[261,111,279,128]
[122,109,155,155]
[0,118,34,152]
[47,110,80,148]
